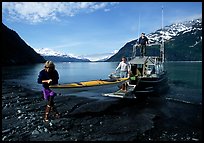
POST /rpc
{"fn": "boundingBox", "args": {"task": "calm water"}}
[2,61,202,103]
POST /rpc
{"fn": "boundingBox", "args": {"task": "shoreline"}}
[2,80,202,141]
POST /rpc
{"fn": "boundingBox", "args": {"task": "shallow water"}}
[164,61,202,105]
[2,61,202,103]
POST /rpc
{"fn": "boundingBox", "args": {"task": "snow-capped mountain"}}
[34,48,73,57]
[107,17,202,61]
[34,48,116,62]
[34,48,90,62]
[147,18,202,44]
[34,18,202,62]
[79,51,118,62]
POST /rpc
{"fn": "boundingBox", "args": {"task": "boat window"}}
[130,64,143,76]
[147,65,155,74]
[137,64,143,75]
[158,64,162,72]
[137,64,143,68]
[146,67,152,75]
[131,64,137,75]
[151,66,156,74]
[160,64,164,72]
[155,65,159,74]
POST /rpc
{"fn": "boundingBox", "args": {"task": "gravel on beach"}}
[2,80,202,141]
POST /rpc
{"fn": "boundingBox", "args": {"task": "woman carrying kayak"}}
[37,61,60,122]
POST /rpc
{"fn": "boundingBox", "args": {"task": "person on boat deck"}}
[129,67,141,83]
[135,68,141,76]
[37,61,60,122]
[115,56,130,91]
[138,32,149,57]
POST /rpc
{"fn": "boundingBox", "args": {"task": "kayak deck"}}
[49,78,129,88]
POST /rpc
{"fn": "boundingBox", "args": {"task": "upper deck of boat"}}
[129,56,163,65]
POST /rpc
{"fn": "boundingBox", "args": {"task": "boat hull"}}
[131,71,169,96]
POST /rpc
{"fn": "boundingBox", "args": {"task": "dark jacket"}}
[37,69,59,89]
[138,36,149,45]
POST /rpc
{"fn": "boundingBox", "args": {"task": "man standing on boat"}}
[138,33,149,57]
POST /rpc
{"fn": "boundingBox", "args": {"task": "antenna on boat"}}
[160,5,165,63]
[132,14,140,58]
[138,13,140,41]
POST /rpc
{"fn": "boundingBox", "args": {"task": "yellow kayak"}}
[49,78,129,94]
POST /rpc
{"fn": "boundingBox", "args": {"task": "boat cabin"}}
[128,56,164,84]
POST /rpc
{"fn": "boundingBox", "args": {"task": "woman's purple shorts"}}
[42,88,56,100]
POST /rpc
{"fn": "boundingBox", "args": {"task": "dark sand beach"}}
[2,80,202,141]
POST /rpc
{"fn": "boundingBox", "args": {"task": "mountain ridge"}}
[2,23,46,66]
[34,48,90,62]
[107,18,202,62]
[2,17,202,65]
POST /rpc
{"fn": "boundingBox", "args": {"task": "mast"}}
[132,14,140,58]
[138,14,140,41]
[160,6,165,63]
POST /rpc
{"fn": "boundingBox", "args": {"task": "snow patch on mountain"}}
[34,48,118,62]
[34,48,87,60]
[79,50,118,61]
[35,48,69,57]
[147,18,202,44]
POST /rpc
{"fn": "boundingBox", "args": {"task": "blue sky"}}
[2,2,202,61]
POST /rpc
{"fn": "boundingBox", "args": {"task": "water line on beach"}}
[165,97,202,106]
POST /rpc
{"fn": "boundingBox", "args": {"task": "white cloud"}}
[90,3,107,10]
[104,9,110,12]
[2,2,119,24]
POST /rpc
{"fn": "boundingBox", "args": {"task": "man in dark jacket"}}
[138,33,149,57]
[38,61,60,122]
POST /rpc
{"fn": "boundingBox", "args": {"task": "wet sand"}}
[2,80,202,141]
